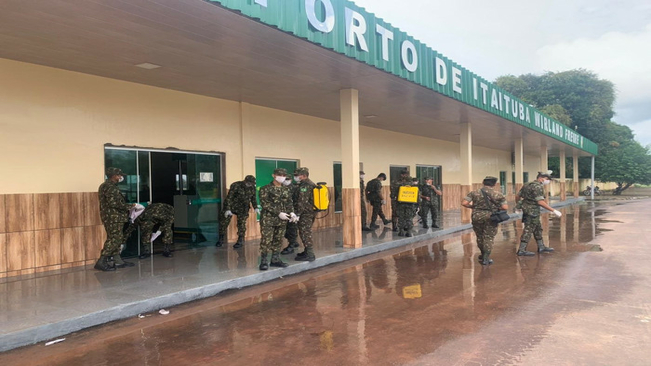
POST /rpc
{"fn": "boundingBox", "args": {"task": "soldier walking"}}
[124,203,175,259]
[396,173,419,237]
[390,169,411,232]
[281,170,301,255]
[366,173,390,229]
[96,167,135,271]
[419,177,442,229]
[462,176,508,265]
[294,167,318,262]
[360,171,372,231]
[515,172,562,256]
[258,168,296,270]
[216,175,259,249]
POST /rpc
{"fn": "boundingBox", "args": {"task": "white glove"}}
[278,212,290,221]
[225,210,233,217]
[151,230,162,243]
[289,213,299,223]
[381,200,386,205]
[255,208,261,214]
[552,210,562,217]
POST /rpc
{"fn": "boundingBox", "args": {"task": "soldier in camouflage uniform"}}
[360,171,372,231]
[515,172,562,256]
[396,175,419,237]
[390,169,411,232]
[216,175,259,249]
[294,167,318,262]
[124,203,175,259]
[419,177,442,229]
[366,173,390,229]
[258,168,295,270]
[96,167,135,271]
[281,170,301,255]
[462,176,508,265]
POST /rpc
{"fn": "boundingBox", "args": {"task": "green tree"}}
[598,141,651,194]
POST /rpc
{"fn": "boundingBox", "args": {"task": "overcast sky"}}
[353,0,651,146]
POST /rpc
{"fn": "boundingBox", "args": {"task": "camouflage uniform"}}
[98,177,131,257]
[518,181,545,244]
[464,187,506,256]
[283,179,300,247]
[295,176,318,258]
[360,178,368,228]
[219,180,257,237]
[390,175,410,229]
[419,183,440,228]
[124,203,174,255]
[259,180,293,255]
[366,178,388,225]
[395,177,419,236]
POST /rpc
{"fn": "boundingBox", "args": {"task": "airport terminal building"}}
[0,0,597,277]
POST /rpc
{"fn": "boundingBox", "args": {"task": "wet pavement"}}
[1,200,650,365]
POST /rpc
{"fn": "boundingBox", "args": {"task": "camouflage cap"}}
[293,168,301,176]
[359,170,365,175]
[400,169,409,175]
[484,176,498,181]
[296,167,310,176]
[537,171,552,179]
[244,175,256,183]
[273,168,288,176]
[106,167,126,177]
[424,176,433,181]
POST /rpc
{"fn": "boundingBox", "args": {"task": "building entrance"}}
[104,147,223,257]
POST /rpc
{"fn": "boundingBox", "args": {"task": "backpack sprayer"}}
[313,182,330,219]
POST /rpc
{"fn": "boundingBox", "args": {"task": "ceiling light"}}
[135,63,161,70]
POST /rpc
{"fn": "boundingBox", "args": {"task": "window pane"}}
[333,163,342,212]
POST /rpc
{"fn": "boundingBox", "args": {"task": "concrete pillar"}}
[460,122,472,223]
[573,151,580,198]
[340,89,362,248]
[515,138,524,194]
[540,144,549,203]
[591,156,595,200]
[559,149,567,201]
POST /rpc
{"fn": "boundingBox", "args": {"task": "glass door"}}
[105,147,222,257]
[255,158,299,219]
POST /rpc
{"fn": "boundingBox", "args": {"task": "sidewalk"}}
[0,198,584,352]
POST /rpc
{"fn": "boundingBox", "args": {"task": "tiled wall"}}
[1,185,470,278]
[0,193,105,278]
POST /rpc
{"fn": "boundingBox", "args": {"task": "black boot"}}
[215,234,225,247]
[405,231,413,237]
[295,248,315,262]
[369,224,380,229]
[537,239,555,253]
[233,235,244,249]
[270,252,289,268]
[362,226,372,232]
[422,223,429,229]
[112,254,135,268]
[162,248,173,257]
[392,222,398,232]
[290,241,300,248]
[382,218,391,225]
[517,241,536,256]
[480,251,493,265]
[138,253,151,260]
[94,256,116,272]
[398,229,405,237]
[259,253,269,271]
[281,246,295,255]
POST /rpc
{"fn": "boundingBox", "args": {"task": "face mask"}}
[282,179,292,186]
[118,176,124,183]
[360,175,365,180]
[543,179,551,186]
[294,176,300,182]
[275,176,286,184]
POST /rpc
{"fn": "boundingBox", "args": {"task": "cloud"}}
[536,24,651,144]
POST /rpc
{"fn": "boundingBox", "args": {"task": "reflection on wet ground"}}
[0,202,638,365]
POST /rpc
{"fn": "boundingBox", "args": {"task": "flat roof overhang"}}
[0,0,593,158]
